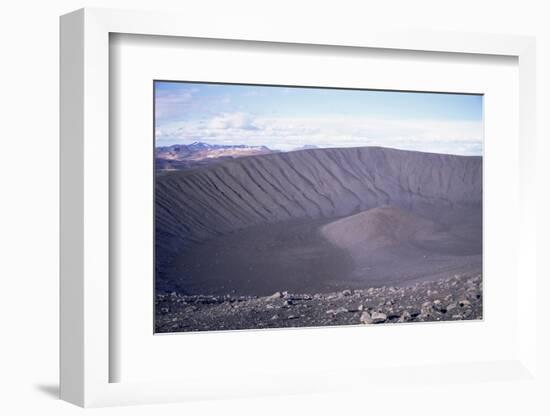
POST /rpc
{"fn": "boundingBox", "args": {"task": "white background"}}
[1,0,549,415]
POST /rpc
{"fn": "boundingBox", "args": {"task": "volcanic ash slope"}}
[155,146,482,294]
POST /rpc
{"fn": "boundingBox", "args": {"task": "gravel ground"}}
[155,273,482,333]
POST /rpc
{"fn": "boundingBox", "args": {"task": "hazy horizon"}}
[155,81,483,156]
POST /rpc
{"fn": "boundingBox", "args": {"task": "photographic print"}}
[154,81,483,333]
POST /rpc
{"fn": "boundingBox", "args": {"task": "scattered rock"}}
[461,308,473,318]
[433,300,447,313]
[398,310,411,322]
[156,273,483,332]
[421,301,433,315]
[291,294,312,301]
[360,311,373,324]
[326,307,349,315]
[387,312,401,320]
[268,291,282,299]
[446,302,458,314]
[370,312,387,324]
[409,309,421,318]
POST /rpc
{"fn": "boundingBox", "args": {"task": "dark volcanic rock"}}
[155,274,482,333]
[368,312,387,324]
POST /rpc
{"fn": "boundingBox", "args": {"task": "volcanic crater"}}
[155,146,482,298]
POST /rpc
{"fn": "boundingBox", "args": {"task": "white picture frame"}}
[60,7,538,407]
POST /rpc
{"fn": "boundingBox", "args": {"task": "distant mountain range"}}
[296,144,319,150]
[156,142,276,171]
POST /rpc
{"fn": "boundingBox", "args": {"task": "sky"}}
[154,81,483,155]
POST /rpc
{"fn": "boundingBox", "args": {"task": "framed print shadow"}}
[154,81,483,333]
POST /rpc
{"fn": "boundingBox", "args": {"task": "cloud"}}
[156,112,483,155]
[207,112,259,130]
